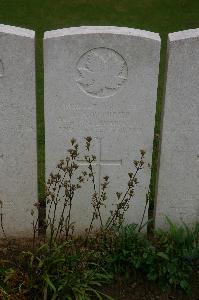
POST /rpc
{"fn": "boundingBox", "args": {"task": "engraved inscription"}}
[0,60,4,77]
[76,47,128,98]
[59,103,131,131]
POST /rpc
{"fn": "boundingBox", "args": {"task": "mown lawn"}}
[0,0,199,203]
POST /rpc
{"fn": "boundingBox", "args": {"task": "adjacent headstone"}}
[0,25,37,237]
[155,29,199,228]
[44,26,160,231]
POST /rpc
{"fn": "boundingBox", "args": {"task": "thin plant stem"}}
[0,200,7,240]
[138,192,150,232]
[106,159,143,230]
[32,217,39,252]
[89,162,103,227]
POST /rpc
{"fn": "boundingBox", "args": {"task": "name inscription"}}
[58,103,135,133]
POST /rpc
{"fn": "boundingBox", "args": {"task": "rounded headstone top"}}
[44,26,160,42]
[0,24,35,38]
[169,28,199,42]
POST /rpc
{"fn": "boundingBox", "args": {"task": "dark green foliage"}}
[21,242,113,299]
[104,219,199,292]
[1,220,198,298]
[0,241,113,299]
[150,218,199,290]
[103,224,151,274]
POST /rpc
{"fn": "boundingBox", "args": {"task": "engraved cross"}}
[77,137,122,195]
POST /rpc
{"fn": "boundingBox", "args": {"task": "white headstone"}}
[155,29,199,228]
[0,25,37,237]
[44,26,160,231]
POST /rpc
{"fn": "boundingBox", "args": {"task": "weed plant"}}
[43,137,146,247]
[0,137,146,299]
[0,138,198,299]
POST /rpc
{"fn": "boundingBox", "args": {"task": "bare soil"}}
[99,273,199,300]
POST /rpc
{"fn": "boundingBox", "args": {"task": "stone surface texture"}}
[0,25,37,237]
[155,29,199,228]
[44,26,160,231]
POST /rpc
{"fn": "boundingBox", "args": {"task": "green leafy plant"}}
[101,218,199,293]
[150,218,199,291]
[103,223,153,274]
[22,241,113,299]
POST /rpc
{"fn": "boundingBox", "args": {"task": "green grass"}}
[0,0,199,204]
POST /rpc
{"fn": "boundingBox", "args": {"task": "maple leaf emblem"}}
[76,48,127,97]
